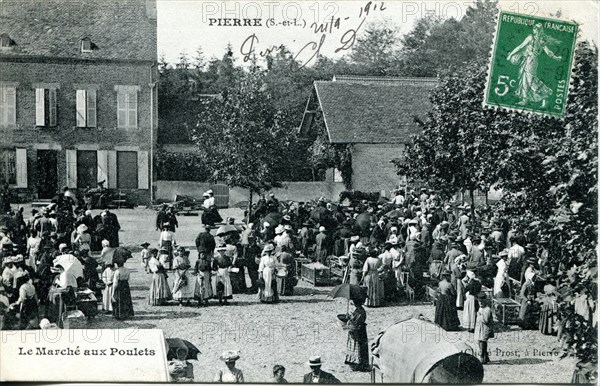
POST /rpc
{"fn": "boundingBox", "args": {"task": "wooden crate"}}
[301,264,331,286]
[493,298,521,325]
[481,286,493,301]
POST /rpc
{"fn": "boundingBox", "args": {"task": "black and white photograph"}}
[0,0,598,383]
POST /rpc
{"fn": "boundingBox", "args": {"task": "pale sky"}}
[156,0,599,65]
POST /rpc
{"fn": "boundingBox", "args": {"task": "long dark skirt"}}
[230,269,246,294]
[276,272,295,296]
[345,325,369,370]
[113,280,134,320]
[19,297,39,330]
[519,298,539,330]
[539,302,558,335]
[435,293,461,331]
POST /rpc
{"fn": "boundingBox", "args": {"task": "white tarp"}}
[0,329,170,382]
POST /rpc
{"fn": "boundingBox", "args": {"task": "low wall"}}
[154,180,346,206]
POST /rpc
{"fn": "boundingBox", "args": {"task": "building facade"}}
[0,0,158,204]
[299,75,437,195]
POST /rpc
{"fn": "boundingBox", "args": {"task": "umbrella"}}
[354,212,372,232]
[216,224,239,237]
[165,338,201,360]
[328,283,368,313]
[263,212,283,227]
[112,247,132,265]
[53,254,84,279]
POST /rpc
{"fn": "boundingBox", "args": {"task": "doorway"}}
[36,150,58,199]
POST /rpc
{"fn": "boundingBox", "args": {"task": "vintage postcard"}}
[0,0,597,384]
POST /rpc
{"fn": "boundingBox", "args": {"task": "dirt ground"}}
[34,206,577,383]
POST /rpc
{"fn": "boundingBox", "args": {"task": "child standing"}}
[140,242,151,273]
[474,292,494,364]
[101,263,116,313]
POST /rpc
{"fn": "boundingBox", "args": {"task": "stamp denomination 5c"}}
[484,11,578,117]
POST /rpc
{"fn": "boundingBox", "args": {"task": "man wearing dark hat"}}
[302,356,340,383]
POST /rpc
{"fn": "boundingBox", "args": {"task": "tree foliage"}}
[396,39,598,372]
[189,70,297,193]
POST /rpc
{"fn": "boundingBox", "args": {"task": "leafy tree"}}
[349,20,399,75]
[189,70,298,217]
[396,0,498,76]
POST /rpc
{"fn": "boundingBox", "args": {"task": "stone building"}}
[299,75,437,195]
[0,0,158,204]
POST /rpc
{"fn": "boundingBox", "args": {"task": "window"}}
[117,151,138,189]
[117,88,138,128]
[81,38,92,53]
[76,89,97,127]
[334,168,344,183]
[0,149,16,185]
[35,88,57,127]
[0,86,16,126]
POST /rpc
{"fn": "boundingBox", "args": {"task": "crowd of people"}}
[0,186,127,329]
[0,184,563,380]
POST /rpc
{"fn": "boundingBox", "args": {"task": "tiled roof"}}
[0,0,157,62]
[313,77,436,143]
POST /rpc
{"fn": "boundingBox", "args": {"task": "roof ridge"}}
[332,75,438,86]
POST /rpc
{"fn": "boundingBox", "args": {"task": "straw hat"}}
[220,350,240,362]
[307,356,323,367]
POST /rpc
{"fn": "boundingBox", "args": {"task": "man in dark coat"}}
[155,204,168,231]
[195,224,216,258]
[302,357,341,383]
[101,209,121,247]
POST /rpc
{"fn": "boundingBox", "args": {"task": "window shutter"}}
[128,92,137,128]
[15,148,27,188]
[107,150,117,189]
[6,87,15,125]
[76,90,86,127]
[117,91,127,128]
[97,150,108,185]
[36,88,45,126]
[87,89,97,127]
[48,88,57,127]
[137,151,149,189]
[66,149,77,188]
[0,87,5,125]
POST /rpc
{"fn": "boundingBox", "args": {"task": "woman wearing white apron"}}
[494,250,510,298]
[258,243,279,303]
[212,242,233,305]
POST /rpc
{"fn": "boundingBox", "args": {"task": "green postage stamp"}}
[484,11,579,117]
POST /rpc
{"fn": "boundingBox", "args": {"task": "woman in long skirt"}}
[112,260,134,320]
[258,244,278,303]
[344,298,369,372]
[12,272,39,329]
[518,270,539,329]
[362,249,384,307]
[276,245,295,296]
[212,243,233,305]
[148,249,172,306]
[539,277,558,335]
[451,256,466,310]
[172,250,194,306]
[463,270,482,332]
[435,272,460,331]
[101,264,116,312]
[194,252,213,306]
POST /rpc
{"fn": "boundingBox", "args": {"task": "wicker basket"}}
[62,310,87,329]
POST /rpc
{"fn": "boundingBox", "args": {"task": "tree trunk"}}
[247,190,253,225]
[469,188,476,223]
